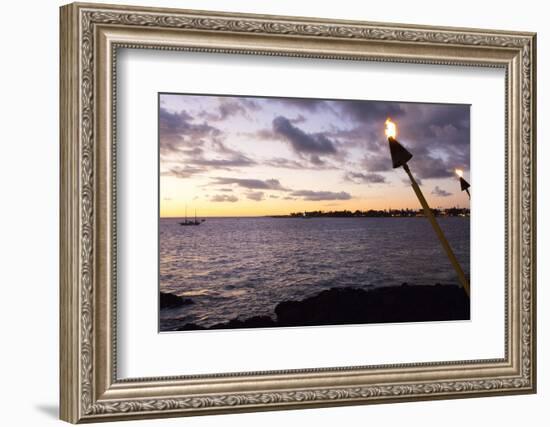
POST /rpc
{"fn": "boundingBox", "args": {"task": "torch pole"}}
[402,164,470,297]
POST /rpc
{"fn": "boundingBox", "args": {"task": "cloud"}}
[264,157,307,169]
[211,194,239,202]
[291,190,352,201]
[431,186,452,197]
[289,114,306,124]
[198,98,261,122]
[408,150,453,179]
[162,152,256,178]
[361,153,393,172]
[200,100,245,121]
[182,140,256,169]
[345,172,387,184]
[390,103,471,178]
[159,107,220,154]
[191,155,256,168]
[364,145,458,180]
[339,101,406,124]
[161,165,205,179]
[310,155,325,166]
[161,97,470,187]
[159,107,257,174]
[211,177,289,191]
[272,116,337,155]
[328,101,470,179]
[246,191,265,201]
[263,156,339,170]
[276,98,329,112]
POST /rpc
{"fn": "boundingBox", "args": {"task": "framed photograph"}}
[60,2,536,423]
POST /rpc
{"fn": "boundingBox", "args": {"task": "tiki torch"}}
[384,118,470,297]
[455,169,471,199]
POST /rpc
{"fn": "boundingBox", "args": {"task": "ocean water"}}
[159,217,470,330]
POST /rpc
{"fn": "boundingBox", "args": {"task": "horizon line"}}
[160,207,470,219]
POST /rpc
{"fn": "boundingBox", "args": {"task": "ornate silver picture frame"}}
[60,2,536,423]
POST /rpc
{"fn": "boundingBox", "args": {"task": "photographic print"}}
[159,93,471,332]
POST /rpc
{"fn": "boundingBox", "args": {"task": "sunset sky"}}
[159,93,470,217]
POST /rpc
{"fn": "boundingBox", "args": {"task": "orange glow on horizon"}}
[158,193,469,218]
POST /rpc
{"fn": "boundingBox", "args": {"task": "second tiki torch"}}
[455,168,471,199]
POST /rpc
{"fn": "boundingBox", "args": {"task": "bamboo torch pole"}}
[384,119,470,297]
[402,164,470,296]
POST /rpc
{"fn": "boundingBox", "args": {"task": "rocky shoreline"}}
[161,283,470,331]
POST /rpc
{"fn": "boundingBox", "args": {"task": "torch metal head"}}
[388,137,413,168]
[459,177,471,192]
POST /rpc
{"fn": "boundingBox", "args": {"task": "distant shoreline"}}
[160,216,471,219]
[160,210,470,219]
[272,208,470,218]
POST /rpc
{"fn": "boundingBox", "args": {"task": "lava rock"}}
[160,292,194,309]
[274,285,469,326]
[169,284,469,331]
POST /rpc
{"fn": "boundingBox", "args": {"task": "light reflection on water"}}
[159,217,470,329]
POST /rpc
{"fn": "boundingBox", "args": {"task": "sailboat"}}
[179,207,203,226]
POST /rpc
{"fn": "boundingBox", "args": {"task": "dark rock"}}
[275,285,469,327]
[169,284,469,331]
[174,323,206,331]
[210,315,276,330]
[160,292,194,309]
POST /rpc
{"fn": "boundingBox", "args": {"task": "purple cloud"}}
[272,116,337,155]
[345,172,387,184]
[246,191,265,201]
[431,186,452,197]
[161,165,205,179]
[211,177,289,191]
[211,194,239,203]
[291,190,352,201]
[198,97,261,122]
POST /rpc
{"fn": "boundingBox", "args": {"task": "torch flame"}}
[385,118,397,139]
[455,168,464,178]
